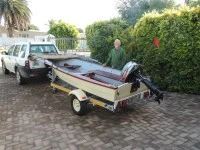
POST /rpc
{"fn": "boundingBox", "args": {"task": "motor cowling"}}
[121,61,140,82]
[121,61,141,92]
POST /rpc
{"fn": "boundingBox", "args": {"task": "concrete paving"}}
[0,68,200,150]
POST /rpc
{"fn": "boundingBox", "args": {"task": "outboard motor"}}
[121,61,163,104]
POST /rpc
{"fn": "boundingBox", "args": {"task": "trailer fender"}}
[69,89,87,101]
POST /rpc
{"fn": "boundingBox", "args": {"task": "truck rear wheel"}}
[16,68,26,85]
[2,62,9,74]
[71,95,87,116]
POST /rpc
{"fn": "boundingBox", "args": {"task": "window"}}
[19,34,29,38]
[23,34,29,38]
[30,45,57,54]
[13,45,21,57]
[20,44,27,58]
[8,45,15,55]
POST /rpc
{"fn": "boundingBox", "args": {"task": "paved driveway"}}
[0,68,200,150]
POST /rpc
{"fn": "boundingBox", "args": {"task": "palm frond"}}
[0,0,31,36]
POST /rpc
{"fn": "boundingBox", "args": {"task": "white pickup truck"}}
[1,42,60,85]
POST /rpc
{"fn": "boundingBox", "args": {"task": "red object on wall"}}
[153,38,159,48]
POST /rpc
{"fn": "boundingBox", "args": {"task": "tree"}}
[117,0,175,25]
[48,21,79,38]
[187,0,200,7]
[48,19,57,28]
[185,0,190,4]
[0,0,31,37]
[77,28,84,33]
[48,21,79,50]
[28,24,39,30]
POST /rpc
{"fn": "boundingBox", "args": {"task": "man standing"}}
[103,39,126,69]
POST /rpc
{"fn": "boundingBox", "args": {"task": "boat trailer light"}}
[143,91,150,98]
[25,60,30,68]
[82,96,87,100]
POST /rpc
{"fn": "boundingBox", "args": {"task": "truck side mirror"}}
[2,51,8,55]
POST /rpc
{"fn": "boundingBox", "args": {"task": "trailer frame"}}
[50,77,150,116]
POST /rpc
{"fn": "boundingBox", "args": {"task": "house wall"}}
[18,30,46,38]
[0,26,18,37]
[0,26,8,36]
[0,25,48,47]
[0,37,45,47]
[0,25,47,38]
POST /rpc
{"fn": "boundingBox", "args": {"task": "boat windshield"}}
[30,45,57,54]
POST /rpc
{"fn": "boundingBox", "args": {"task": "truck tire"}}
[16,68,26,85]
[71,95,87,116]
[2,62,9,74]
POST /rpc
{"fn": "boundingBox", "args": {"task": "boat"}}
[41,54,163,115]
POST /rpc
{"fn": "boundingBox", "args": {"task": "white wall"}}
[0,37,45,48]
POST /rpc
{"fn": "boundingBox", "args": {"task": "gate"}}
[51,38,89,52]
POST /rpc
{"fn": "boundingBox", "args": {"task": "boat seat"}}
[92,76,110,84]
[91,70,123,81]
[83,72,109,84]
[63,63,81,69]
[58,66,82,73]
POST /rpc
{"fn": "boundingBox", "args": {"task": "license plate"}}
[131,93,141,101]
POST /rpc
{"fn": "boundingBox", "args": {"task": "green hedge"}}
[132,6,200,94]
[85,18,131,63]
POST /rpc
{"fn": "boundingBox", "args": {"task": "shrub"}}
[85,18,130,63]
[132,6,200,94]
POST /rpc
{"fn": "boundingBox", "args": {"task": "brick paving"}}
[0,68,200,150]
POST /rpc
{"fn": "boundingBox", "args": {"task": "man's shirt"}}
[106,47,126,69]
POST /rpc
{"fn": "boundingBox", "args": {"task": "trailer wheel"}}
[52,88,58,94]
[71,95,87,116]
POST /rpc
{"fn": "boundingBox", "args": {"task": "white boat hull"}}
[53,68,117,101]
[53,67,149,102]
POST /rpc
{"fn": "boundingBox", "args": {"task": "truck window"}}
[20,44,27,58]
[30,45,57,54]
[13,45,21,57]
[7,45,15,55]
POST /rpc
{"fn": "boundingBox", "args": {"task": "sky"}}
[28,0,119,31]
[28,0,184,32]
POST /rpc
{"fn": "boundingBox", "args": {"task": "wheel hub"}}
[73,98,81,112]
